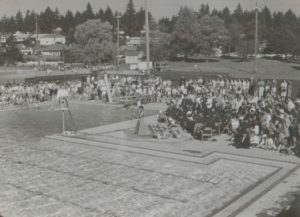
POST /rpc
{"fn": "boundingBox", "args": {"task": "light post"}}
[254,1,259,73]
[35,14,41,72]
[116,12,121,69]
[63,45,66,88]
[145,0,150,75]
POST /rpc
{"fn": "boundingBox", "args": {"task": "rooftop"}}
[40,44,64,51]
[38,34,65,39]
[125,50,143,57]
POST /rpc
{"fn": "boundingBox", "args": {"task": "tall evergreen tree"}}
[23,10,36,33]
[136,8,145,33]
[39,7,56,32]
[96,9,105,20]
[82,3,95,21]
[233,3,243,21]
[74,11,83,25]
[104,7,114,24]
[53,8,62,28]
[222,7,232,25]
[8,16,17,33]
[15,10,24,31]
[199,4,210,17]
[63,10,75,32]
[121,0,138,36]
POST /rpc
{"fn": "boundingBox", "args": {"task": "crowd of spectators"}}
[0,80,82,107]
[163,76,300,155]
[0,74,161,107]
[1,74,300,156]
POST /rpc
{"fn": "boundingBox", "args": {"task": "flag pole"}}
[254,1,258,73]
[116,12,121,69]
[145,0,150,75]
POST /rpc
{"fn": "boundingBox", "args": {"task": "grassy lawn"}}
[0,67,90,83]
[0,58,299,83]
[154,58,300,97]
[162,58,300,80]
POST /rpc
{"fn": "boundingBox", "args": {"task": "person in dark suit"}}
[180,75,186,87]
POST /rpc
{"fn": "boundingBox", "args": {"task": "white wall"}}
[125,56,140,64]
[39,37,66,45]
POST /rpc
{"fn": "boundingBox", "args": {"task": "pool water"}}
[0,102,156,143]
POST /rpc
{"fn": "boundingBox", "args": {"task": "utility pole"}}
[63,45,66,87]
[116,12,121,69]
[254,1,258,73]
[145,0,150,75]
[35,14,40,71]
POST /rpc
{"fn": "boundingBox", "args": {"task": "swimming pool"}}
[0,102,156,143]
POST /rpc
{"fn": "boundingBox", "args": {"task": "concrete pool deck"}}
[0,102,299,217]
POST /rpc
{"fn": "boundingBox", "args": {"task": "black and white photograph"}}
[0,0,299,216]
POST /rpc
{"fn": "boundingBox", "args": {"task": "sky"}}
[0,0,299,19]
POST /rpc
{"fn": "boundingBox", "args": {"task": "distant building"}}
[0,33,11,44]
[15,44,33,55]
[0,34,8,44]
[125,50,143,64]
[127,37,144,47]
[40,44,64,56]
[13,31,31,43]
[213,47,223,57]
[38,34,66,46]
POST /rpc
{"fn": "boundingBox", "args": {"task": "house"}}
[125,50,143,64]
[40,44,64,56]
[38,34,66,46]
[16,44,34,56]
[14,31,31,43]
[212,47,223,57]
[0,34,9,44]
[127,37,144,47]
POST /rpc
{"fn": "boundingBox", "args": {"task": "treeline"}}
[0,0,150,42]
[158,4,300,57]
[0,1,300,58]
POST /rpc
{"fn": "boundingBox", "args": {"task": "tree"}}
[199,4,210,17]
[211,8,219,17]
[82,3,95,21]
[194,15,228,54]
[234,3,243,20]
[225,18,243,54]
[15,10,24,31]
[39,7,56,32]
[64,44,83,63]
[3,35,23,64]
[103,7,114,24]
[136,8,145,32]
[266,11,299,58]
[53,8,62,29]
[169,7,198,58]
[96,9,104,20]
[258,6,272,47]
[149,31,170,62]
[62,10,76,43]
[74,11,83,25]
[222,7,232,25]
[170,7,228,58]
[74,19,115,64]
[23,10,36,32]
[121,0,138,36]
[62,10,75,32]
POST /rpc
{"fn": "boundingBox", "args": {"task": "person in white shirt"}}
[280,80,287,100]
[287,98,295,112]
